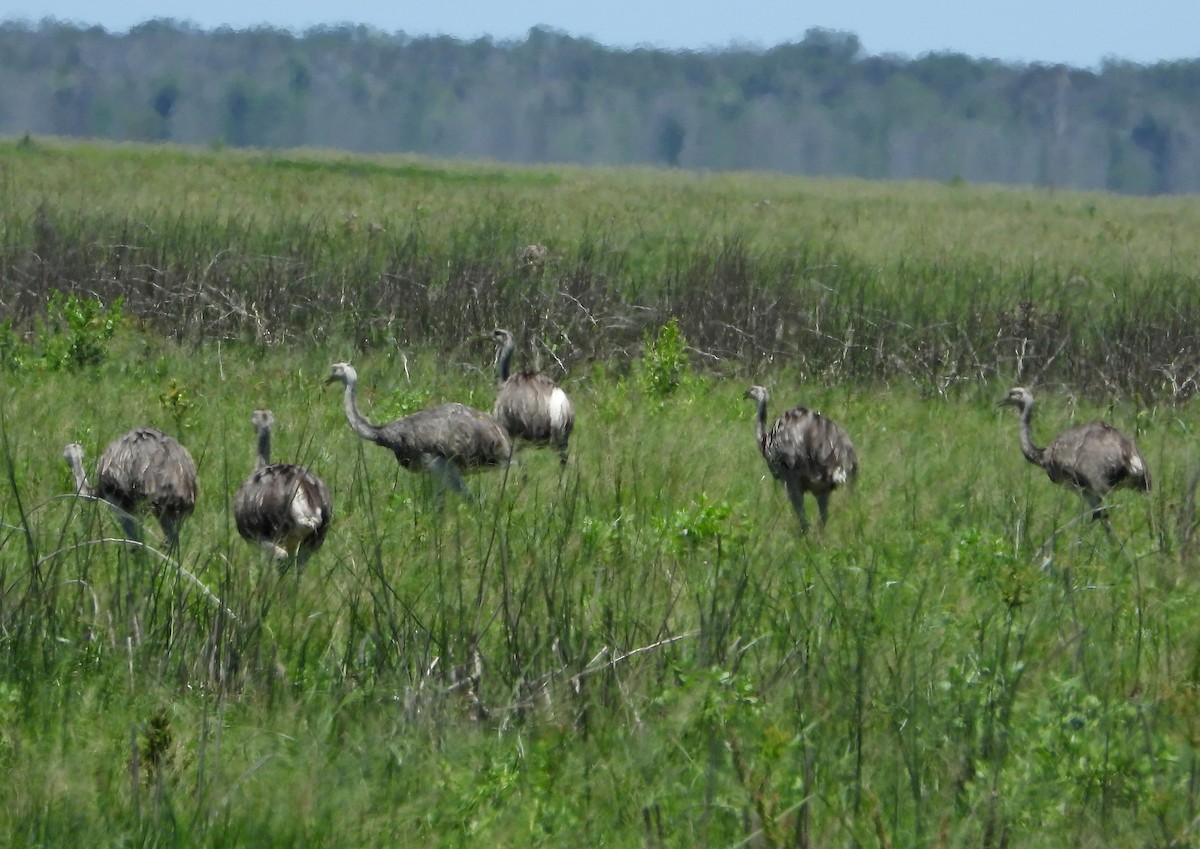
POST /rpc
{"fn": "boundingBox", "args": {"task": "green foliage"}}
[375,385,435,421]
[656,494,748,555]
[954,528,1033,609]
[636,317,691,398]
[0,681,19,769]
[1,344,1194,848]
[1,141,1200,848]
[0,290,124,372]
[37,290,124,371]
[1,142,1200,401]
[1031,680,1166,810]
[0,321,29,371]
[158,378,194,430]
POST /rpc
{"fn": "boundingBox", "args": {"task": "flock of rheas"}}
[62,327,1152,564]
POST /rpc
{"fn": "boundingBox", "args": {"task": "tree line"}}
[3,19,1199,193]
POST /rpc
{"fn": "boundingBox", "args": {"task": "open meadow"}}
[2,138,1200,847]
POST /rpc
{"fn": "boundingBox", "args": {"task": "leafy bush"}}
[656,494,748,555]
[0,292,124,372]
[158,378,195,431]
[637,317,691,398]
[37,291,124,371]
[0,321,29,371]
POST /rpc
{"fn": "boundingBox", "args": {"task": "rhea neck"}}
[64,448,92,495]
[752,394,771,454]
[1015,399,1047,467]
[495,336,516,384]
[338,373,386,443]
[254,424,272,470]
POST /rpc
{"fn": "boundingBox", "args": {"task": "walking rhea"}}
[744,385,858,531]
[326,361,512,499]
[998,386,1150,521]
[234,409,333,567]
[63,427,198,546]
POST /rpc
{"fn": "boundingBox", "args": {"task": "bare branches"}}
[4,203,1200,404]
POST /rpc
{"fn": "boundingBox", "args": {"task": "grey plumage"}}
[326,362,512,497]
[999,386,1150,520]
[490,328,575,466]
[63,427,198,545]
[744,385,858,531]
[234,410,333,566]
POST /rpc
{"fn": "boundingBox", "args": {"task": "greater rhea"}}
[63,427,198,546]
[234,410,333,567]
[326,362,512,498]
[490,327,575,466]
[998,386,1150,520]
[744,385,858,531]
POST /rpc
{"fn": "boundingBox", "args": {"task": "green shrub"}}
[0,321,29,371]
[38,290,124,371]
[158,377,195,431]
[637,317,691,398]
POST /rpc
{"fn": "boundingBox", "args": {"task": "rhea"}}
[326,362,512,498]
[744,385,858,531]
[234,410,333,567]
[490,327,575,466]
[998,386,1150,520]
[63,427,198,546]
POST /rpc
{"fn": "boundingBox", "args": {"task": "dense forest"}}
[2,18,1199,194]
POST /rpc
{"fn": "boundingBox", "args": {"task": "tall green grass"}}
[3,138,1200,401]
[1,332,1196,847]
[1,139,1199,847]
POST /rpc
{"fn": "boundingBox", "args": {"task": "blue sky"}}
[2,0,1198,69]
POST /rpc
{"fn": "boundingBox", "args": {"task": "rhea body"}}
[326,362,512,497]
[998,386,1150,520]
[63,427,198,545]
[744,385,858,531]
[490,328,574,466]
[234,410,333,566]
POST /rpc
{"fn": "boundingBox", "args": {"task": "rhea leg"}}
[117,514,143,544]
[1082,490,1107,523]
[428,456,473,503]
[158,513,184,550]
[784,481,809,531]
[815,491,832,527]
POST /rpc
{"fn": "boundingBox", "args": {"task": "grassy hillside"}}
[2,138,1200,847]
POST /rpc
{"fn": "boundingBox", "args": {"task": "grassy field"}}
[5,136,1200,403]
[2,138,1200,847]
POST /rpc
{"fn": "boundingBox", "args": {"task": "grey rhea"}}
[63,427,198,545]
[234,410,333,567]
[326,362,512,498]
[998,386,1150,520]
[490,328,575,466]
[744,385,859,531]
